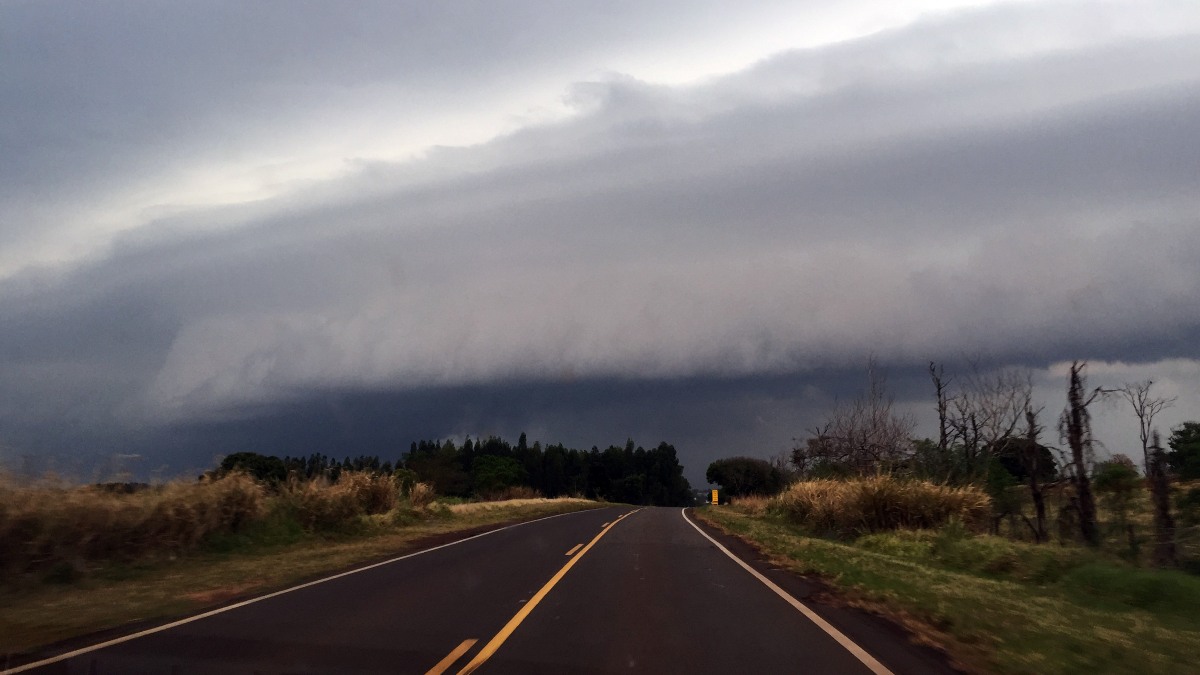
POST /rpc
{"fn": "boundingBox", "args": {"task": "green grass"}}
[0,498,602,656]
[697,506,1200,675]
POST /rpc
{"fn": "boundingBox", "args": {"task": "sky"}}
[1,0,1199,487]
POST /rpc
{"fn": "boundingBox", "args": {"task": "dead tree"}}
[944,361,1033,482]
[1058,361,1103,547]
[1147,431,1178,567]
[1022,407,1048,543]
[794,357,915,476]
[1111,380,1176,470]
[930,361,951,453]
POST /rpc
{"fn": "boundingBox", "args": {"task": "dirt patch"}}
[183,583,264,605]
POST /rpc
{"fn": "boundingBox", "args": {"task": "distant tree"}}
[1108,381,1175,470]
[1167,422,1200,480]
[472,455,527,495]
[706,457,786,497]
[793,358,915,476]
[219,452,286,485]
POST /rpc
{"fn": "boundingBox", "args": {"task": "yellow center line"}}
[457,509,641,674]
[565,543,583,556]
[426,638,478,675]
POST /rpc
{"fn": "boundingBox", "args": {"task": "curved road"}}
[8,507,954,674]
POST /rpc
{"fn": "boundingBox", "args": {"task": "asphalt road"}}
[8,507,957,675]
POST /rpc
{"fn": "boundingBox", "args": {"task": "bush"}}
[277,472,397,532]
[408,482,437,509]
[771,475,991,536]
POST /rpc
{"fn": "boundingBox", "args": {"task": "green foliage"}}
[705,456,787,496]
[404,436,692,505]
[1167,422,1200,480]
[704,507,1200,674]
[1060,563,1200,618]
[471,455,527,495]
[856,527,1099,584]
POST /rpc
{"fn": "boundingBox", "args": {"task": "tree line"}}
[706,358,1200,568]
[217,433,695,506]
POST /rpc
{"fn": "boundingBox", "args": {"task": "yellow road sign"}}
[711,489,719,504]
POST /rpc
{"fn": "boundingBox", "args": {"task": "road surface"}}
[7,507,956,674]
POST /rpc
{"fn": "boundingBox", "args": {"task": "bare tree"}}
[1058,361,1103,546]
[929,361,951,453]
[1110,380,1176,470]
[1147,431,1178,567]
[1021,406,1049,543]
[942,360,1034,482]
[793,357,915,476]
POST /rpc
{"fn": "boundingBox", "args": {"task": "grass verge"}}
[696,506,1200,675]
[0,498,600,656]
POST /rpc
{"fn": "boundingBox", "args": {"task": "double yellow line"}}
[450,508,640,674]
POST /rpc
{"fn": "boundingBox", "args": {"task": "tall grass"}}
[0,471,446,583]
[771,475,991,536]
[0,473,265,579]
[277,472,398,531]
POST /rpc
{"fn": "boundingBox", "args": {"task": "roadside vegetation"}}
[0,465,600,656]
[702,358,1200,674]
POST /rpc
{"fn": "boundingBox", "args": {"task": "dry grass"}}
[728,494,771,515]
[407,482,436,508]
[277,473,398,531]
[447,496,594,515]
[772,475,992,536]
[0,471,445,584]
[0,473,265,579]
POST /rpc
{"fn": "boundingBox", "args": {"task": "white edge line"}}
[2,507,611,675]
[680,508,894,675]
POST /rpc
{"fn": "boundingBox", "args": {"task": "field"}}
[696,477,1200,674]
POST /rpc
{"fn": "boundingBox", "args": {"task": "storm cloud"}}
[1,0,1199,483]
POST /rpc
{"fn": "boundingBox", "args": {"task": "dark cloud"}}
[1,1,1199,478]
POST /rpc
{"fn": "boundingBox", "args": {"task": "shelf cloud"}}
[2,1,1198,481]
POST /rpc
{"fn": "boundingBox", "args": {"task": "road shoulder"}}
[687,507,966,675]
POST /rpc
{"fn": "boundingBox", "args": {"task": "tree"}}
[1009,407,1052,542]
[706,457,786,497]
[1058,361,1103,546]
[471,455,527,496]
[1110,381,1175,470]
[219,452,286,485]
[1167,422,1200,480]
[1093,454,1141,557]
[792,357,915,476]
[1147,432,1178,567]
[925,360,1035,484]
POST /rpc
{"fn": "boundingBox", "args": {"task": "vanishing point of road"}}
[6,507,958,674]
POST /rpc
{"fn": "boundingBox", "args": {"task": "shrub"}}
[408,482,437,509]
[277,472,397,532]
[771,475,991,536]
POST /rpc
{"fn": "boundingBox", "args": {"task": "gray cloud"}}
[1,1,1199,477]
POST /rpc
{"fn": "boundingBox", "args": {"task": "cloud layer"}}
[1,1,1198,479]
